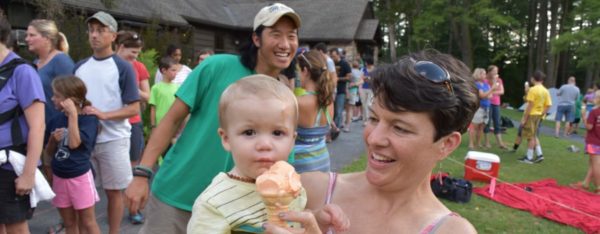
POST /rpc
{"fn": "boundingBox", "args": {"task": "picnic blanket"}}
[474,179,600,233]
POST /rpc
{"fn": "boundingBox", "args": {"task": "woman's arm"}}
[16,101,45,195]
[150,105,156,128]
[139,79,150,102]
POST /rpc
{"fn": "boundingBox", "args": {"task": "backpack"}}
[0,58,34,148]
[501,116,514,128]
[430,173,473,203]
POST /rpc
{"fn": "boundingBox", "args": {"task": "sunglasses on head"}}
[299,51,312,70]
[412,60,454,95]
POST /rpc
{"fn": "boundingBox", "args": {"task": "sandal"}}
[129,212,145,225]
[48,222,65,234]
[569,182,589,191]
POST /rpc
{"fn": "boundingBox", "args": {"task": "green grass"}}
[340,108,587,233]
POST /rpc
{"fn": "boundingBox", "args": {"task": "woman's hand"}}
[263,205,350,234]
[263,210,322,234]
[315,204,350,232]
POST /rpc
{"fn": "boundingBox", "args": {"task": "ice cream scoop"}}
[256,161,302,227]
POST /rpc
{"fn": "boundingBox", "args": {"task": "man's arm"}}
[84,101,140,120]
[125,98,190,213]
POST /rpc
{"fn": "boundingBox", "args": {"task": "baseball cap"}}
[253,3,301,31]
[86,11,118,32]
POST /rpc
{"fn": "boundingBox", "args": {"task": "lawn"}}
[340,108,588,233]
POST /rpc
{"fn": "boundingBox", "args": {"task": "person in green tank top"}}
[124,3,302,233]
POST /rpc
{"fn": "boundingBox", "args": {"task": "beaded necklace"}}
[226,173,256,183]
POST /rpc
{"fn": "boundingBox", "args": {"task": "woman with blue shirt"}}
[25,19,75,123]
[26,19,74,182]
[469,68,497,150]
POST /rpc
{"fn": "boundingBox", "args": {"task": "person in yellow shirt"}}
[519,70,552,164]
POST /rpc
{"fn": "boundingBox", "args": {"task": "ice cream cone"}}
[256,161,303,228]
[261,194,296,227]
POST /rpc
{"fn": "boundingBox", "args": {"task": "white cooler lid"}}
[465,151,500,163]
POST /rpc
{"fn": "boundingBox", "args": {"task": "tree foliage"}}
[374,0,599,106]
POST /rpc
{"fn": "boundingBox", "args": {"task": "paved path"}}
[29,120,366,234]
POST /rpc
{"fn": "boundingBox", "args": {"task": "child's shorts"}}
[52,170,99,210]
[346,92,359,105]
[586,143,600,155]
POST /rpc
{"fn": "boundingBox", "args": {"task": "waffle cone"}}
[261,194,296,227]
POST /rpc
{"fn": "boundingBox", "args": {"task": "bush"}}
[138,49,158,137]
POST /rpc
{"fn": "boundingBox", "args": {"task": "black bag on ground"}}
[430,174,473,203]
[501,116,514,128]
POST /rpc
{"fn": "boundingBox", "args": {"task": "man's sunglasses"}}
[413,60,454,95]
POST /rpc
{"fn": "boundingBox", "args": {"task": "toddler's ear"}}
[218,128,231,151]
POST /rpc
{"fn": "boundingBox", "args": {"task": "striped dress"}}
[293,105,332,173]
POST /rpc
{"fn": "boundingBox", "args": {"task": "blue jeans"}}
[484,104,501,134]
[334,93,346,128]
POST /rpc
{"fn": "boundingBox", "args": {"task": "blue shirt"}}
[0,52,45,149]
[46,114,98,178]
[476,81,491,108]
[36,53,75,123]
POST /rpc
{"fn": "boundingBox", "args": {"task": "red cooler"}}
[464,151,500,183]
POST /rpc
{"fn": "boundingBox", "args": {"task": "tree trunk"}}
[585,64,595,91]
[458,20,473,68]
[386,0,397,61]
[448,0,472,68]
[535,1,548,74]
[527,0,538,79]
[546,0,559,87]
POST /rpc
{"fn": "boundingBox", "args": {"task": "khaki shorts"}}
[522,115,542,140]
[139,194,191,234]
[90,138,132,190]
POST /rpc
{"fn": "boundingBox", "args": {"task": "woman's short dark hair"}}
[166,44,180,57]
[239,26,264,71]
[371,49,479,141]
[0,16,12,46]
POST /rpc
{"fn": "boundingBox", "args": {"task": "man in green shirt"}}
[125,3,301,233]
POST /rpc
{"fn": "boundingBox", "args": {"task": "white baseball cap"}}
[253,3,301,31]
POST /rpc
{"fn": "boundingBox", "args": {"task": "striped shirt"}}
[187,172,307,233]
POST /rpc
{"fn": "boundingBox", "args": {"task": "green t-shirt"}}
[151,54,254,211]
[148,81,180,125]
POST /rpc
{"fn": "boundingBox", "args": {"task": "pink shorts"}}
[52,170,100,210]
[586,144,600,155]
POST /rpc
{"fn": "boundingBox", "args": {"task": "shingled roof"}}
[61,0,379,41]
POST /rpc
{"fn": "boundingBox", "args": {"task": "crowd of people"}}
[0,2,491,233]
[466,63,600,196]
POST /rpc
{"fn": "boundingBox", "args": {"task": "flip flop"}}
[569,182,589,191]
[48,222,65,234]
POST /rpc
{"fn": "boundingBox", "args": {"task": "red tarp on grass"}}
[474,179,600,234]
